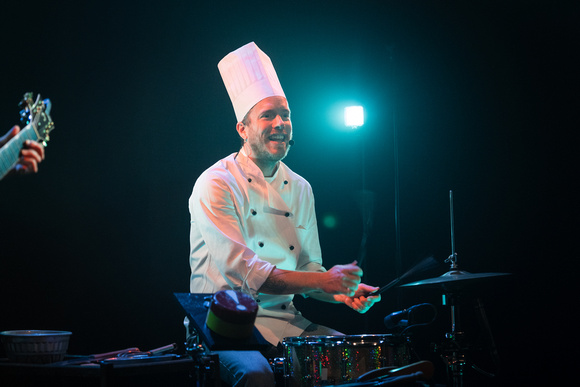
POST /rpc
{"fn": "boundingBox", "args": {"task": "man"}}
[188,42,381,386]
[0,125,45,179]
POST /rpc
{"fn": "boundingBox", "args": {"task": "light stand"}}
[344,106,369,269]
[345,106,370,331]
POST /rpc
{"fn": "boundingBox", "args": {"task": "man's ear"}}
[236,122,246,141]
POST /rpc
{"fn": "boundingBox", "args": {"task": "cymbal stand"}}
[439,289,467,387]
[439,190,466,387]
[432,192,500,386]
[444,191,462,347]
[438,282,498,387]
[445,190,458,271]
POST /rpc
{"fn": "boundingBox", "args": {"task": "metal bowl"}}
[1,330,72,364]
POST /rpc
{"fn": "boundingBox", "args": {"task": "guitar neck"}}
[0,124,38,180]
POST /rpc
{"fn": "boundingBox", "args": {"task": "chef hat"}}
[218,42,286,122]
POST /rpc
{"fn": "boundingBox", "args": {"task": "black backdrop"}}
[0,1,577,385]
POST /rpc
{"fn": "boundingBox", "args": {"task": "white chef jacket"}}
[189,150,326,346]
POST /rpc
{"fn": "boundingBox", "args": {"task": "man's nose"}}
[273,115,285,128]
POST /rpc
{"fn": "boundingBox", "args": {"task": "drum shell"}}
[282,334,410,387]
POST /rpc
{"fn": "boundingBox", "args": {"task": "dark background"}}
[0,1,577,385]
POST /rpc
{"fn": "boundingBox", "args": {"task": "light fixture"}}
[344,106,364,128]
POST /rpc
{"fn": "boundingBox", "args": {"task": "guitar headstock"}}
[19,92,54,146]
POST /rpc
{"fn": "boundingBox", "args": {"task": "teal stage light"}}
[344,106,364,129]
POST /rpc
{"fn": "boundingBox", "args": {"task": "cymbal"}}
[401,270,511,288]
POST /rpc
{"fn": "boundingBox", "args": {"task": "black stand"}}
[439,291,467,387]
[173,293,270,352]
[436,192,498,387]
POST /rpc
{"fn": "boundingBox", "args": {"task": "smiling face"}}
[236,96,293,176]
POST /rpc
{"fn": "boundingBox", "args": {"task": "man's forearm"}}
[258,268,325,295]
[258,262,362,297]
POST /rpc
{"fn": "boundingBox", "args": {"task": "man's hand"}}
[334,283,381,313]
[320,261,363,296]
[1,126,45,175]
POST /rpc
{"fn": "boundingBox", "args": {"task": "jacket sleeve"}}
[189,171,274,296]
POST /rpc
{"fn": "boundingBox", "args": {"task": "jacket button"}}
[281,304,286,310]
[258,242,264,248]
[256,299,261,303]
[289,245,295,251]
[284,180,288,185]
[285,212,290,217]
[247,178,252,183]
[251,210,257,216]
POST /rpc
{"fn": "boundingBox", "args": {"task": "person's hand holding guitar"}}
[0,125,45,175]
[0,93,54,180]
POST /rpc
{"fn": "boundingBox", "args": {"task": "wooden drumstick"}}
[366,256,439,296]
[357,360,435,382]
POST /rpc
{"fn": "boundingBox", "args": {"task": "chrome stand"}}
[439,250,467,387]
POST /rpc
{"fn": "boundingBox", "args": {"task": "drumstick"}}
[368,277,401,296]
[357,360,434,382]
[367,256,439,296]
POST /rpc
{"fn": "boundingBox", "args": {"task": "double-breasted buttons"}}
[251,209,257,216]
[284,212,290,217]
[289,245,295,251]
[247,178,252,183]
[283,180,288,185]
[258,242,264,248]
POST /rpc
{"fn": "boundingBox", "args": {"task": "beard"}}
[248,139,289,164]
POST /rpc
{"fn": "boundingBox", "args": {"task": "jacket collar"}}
[235,149,292,216]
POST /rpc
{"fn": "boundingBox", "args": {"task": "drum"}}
[282,334,410,386]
